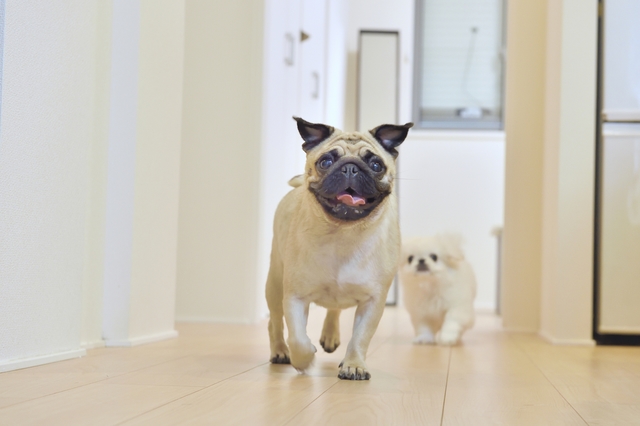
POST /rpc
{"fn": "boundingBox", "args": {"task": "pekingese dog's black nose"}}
[341,163,360,178]
[417,258,429,271]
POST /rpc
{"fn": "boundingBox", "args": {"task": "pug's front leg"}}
[283,296,316,372]
[339,296,386,380]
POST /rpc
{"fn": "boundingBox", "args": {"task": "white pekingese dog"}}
[399,234,476,345]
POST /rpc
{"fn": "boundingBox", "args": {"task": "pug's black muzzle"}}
[309,158,390,222]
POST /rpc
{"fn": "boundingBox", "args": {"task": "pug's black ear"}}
[293,116,334,152]
[370,122,414,157]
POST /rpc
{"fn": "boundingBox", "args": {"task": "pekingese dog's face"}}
[401,235,465,275]
[294,117,413,221]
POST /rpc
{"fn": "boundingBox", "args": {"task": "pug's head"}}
[293,117,413,222]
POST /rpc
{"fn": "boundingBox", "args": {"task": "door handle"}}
[311,71,319,99]
[284,33,294,66]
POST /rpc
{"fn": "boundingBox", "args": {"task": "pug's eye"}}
[369,159,383,173]
[318,156,333,170]
[429,253,438,262]
[408,255,414,264]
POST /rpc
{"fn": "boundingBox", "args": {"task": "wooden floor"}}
[2,307,640,425]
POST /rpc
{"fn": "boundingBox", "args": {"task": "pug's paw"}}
[319,331,340,353]
[338,360,371,380]
[270,342,291,364]
[289,340,317,372]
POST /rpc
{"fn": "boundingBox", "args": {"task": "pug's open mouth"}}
[333,188,377,206]
[313,187,386,221]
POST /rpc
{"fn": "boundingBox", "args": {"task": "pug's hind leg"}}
[284,296,316,372]
[320,309,341,353]
[266,266,290,364]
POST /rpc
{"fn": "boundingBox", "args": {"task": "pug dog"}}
[399,234,476,345]
[265,117,413,380]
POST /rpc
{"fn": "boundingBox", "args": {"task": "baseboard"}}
[104,329,178,347]
[474,307,498,315]
[175,316,255,325]
[0,348,86,373]
[538,330,596,346]
[81,339,106,350]
[503,326,538,333]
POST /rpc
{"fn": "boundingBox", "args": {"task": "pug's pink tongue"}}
[337,193,366,206]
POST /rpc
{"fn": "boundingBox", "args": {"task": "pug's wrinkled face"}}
[293,117,413,222]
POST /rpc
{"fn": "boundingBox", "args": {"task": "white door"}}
[298,0,327,123]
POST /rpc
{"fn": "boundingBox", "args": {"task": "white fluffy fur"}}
[399,234,476,345]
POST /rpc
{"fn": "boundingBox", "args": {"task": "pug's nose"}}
[341,163,360,178]
[418,258,425,264]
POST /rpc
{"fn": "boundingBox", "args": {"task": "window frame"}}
[412,0,508,130]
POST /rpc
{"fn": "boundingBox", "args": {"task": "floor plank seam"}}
[281,380,341,426]
[439,347,452,426]
[114,361,271,426]
[511,337,591,426]
[0,355,193,412]
[282,333,395,426]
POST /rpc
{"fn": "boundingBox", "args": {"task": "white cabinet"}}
[603,0,640,121]
[599,125,640,334]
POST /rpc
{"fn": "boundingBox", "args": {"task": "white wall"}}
[347,0,504,311]
[176,0,265,323]
[0,0,102,370]
[539,0,597,344]
[501,0,598,343]
[0,0,5,118]
[102,0,141,345]
[103,0,185,346]
[130,0,185,341]
[501,0,547,331]
[81,0,112,349]
[0,0,186,370]
[325,0,349,129]
[345,0,415,130]
[398,131,505,311]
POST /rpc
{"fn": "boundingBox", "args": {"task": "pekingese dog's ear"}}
[293,116,334,152]
[438,233,465,269]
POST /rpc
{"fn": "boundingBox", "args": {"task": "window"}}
[413,0,506,129]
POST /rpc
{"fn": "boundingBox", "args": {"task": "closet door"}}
[298,0,327,121]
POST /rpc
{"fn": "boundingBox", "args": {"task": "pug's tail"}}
[288,175,304,188]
